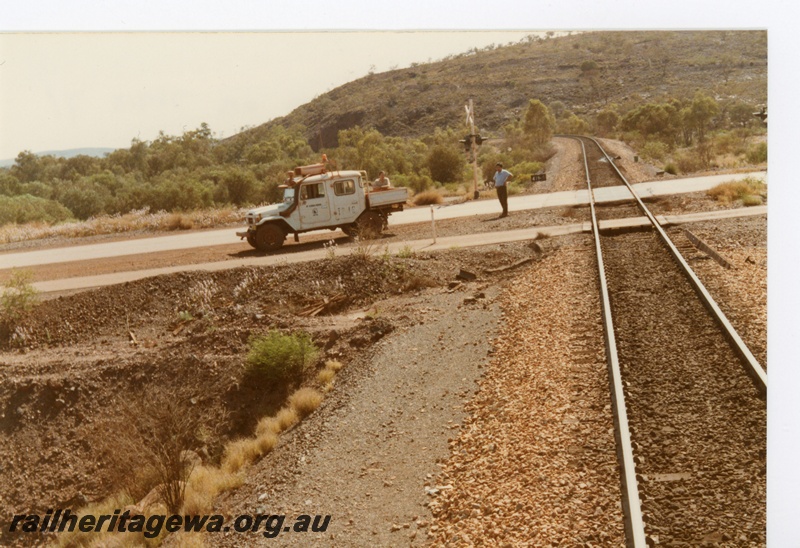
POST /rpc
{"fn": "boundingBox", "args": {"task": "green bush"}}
[742,194,763,206]
[663,163,678,175]
[427,144,464,184]
[246,331,319,381]
[0,194,74,225]
[707,176,766,204]
[746,142,767,164]
[674,149,704,173]
[509,161,544,182]
[1,270,40,322]
[712,131,747,155]
[640,141,669,161]
[392,173,434,195]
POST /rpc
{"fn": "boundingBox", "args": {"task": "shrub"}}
[746,142,767,164]
[221,438,263,473]
[742,194,763,206]
[712,131,747,155]
[276,407,299,430]
[663,163,678,175]
[246,330,319,381]
[0,194,73,225]
[427,144,464,184]
[506,181,523,196]
[317,367,336,385]
[165,213,195,230]
[97,389,216,514]
[397,244,416,259]
[1,270,40,323]
[392,173,434,195]
[412,189,444,205]
[325,359,343,371]
[640,141,669,161]
[509,161,544,182]
[256,416,283,436]
[183,465,243,514]
[674,149,704,173]
[580,60,599,72]
[288,387,323,417]
[707,176,766,204]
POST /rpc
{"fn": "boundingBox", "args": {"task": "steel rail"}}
[572,137,648,548]
[581,136,767,392]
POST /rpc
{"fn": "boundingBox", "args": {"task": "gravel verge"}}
[205,284,505,547]
[428,236,626,546]
[668,215,767,369]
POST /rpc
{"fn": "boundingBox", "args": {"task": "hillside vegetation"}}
[0,31,766,236]
[261,30,766,147]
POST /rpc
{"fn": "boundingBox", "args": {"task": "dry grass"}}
[707,176,766,205]
[317,367,336,385]
[255,416,283,436]
[412,189,444,206]
[325,359,343,371]
[164,213,195,230]
[221,438,264,473]
[276,407,300,430]
[288,387,323,418]
[182,465,243,515]
[54,492,173,547]
[402,274,439,292]
[256,430,279,454]
[0,206,244,245]
[171,533,206,548]
[220,431,279,474]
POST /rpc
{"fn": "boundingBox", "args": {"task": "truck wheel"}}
[341,224,356,237]
[355,210,383,239]
[246,232,258,249]
[255,223,285,252]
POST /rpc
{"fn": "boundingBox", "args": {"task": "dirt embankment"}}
[0,242,539,547]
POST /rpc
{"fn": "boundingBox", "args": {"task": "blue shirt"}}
[493,169,512,187]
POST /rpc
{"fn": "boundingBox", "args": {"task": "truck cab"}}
[237,164,408,252]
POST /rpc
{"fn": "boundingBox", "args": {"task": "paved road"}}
[30,206,766,294]
[0,171,766,270]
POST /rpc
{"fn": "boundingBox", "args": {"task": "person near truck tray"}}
[373,171,391,189]
[493,163,513,218]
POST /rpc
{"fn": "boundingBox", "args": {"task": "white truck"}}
[236,163,409,252]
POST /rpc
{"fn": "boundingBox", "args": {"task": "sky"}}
[3,0,800,543]
[0,31,535,160]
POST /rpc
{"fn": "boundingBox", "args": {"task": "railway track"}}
[570,136,767,546]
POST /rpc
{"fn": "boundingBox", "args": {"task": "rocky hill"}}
[255,30,767,149]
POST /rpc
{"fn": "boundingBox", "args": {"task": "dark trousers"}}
[496,185,508,215]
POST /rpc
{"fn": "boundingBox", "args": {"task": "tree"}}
[595,108,620,136]
[522,100,555,145]
[558,113,590,135]
[426,144,463,184]
[549,101,567,119]
[10,151,43,183]
[687,92,719,142]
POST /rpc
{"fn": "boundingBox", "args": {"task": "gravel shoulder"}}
[206,284,505,547]
[429,235,626,546]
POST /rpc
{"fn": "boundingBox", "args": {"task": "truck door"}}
[298,181,332,226]
[330,178,361,224]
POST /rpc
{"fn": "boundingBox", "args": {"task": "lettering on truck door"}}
[332,179,360,223]
[299,182,332,226]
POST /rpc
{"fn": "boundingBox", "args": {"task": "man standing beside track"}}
[493,163,513,218]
